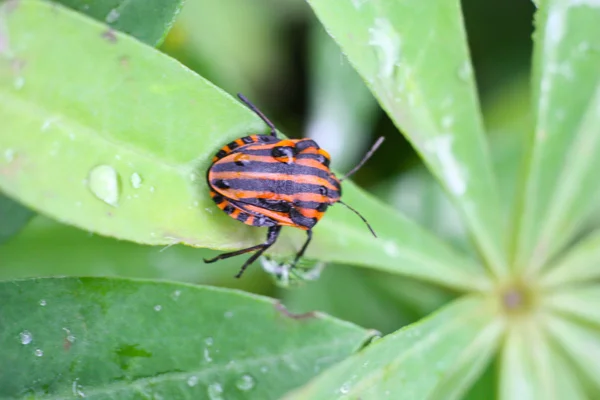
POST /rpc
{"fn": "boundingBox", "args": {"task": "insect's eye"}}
[318,186,328,196]
[271,146,295,163]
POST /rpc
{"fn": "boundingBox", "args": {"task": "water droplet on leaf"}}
[88,165,120,206]
[34,349,43,357]
[130,172,142,189]
[39,299,47,306]
[235,374,255,391]
[207,383,224,400]
[154,305,162,312]
[187,375,199,387]
[106,9,120,23]
[20,330,32,345]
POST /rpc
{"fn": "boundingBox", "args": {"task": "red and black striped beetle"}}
[204,93,384,278]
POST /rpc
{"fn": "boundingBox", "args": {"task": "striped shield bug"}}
[204,93,384,278]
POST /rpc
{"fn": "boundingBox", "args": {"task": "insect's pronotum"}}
[204,93,384,278]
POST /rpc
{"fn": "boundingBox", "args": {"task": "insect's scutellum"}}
[204,93,384,278]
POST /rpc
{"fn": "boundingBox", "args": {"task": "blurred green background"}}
[1,0,535,335]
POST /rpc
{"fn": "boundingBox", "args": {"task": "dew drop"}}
[34,349,43,357]
[130,172,142,189]
[106,9,120,23]
[39,299,47,306]
[63,328,76,343]
[203,348,213,363]
[187,375,199,387]
[154,305,162,312]
[88,165,120,207]
[172,290,181,299]
[19,330,32,345]
[207,382,224,400]
[339,381,351,394]
[204,337,214,346]
[235,374,255,392]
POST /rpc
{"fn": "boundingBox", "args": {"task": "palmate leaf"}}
[305,0,508,278]
[283,296,502,400]
[0,277,375,399]
[0,0,488,290]
[511,0,600,273]
[499,319,587,400]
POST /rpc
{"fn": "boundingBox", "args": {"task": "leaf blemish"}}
[274,301,317,320]
[368,18,401,79]
[424,135,467,196]
[101,29,117,43]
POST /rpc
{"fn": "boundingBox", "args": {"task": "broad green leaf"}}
[306,0,508,278]
[511,0,600,273]
[0,192,34,244]
[0,277,374,399]
[544,312,600,394]
[540,230,600,288]
[305,22,379,173]
[543,285,600,330]
[0,0,488,291]
[282,296,501,400]
[0,216,274,294]
[56,0,185,46]
[499,318,587,400]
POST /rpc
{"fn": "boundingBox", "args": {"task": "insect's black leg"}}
[291,229,312,268]
[203,244,266,263]
[237,93,277,137]
[234,226,282,278]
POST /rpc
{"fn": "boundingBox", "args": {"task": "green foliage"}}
[0,277,373,398]
[2,0,600,398]
[55,0,185,46]
[0,192,34,244]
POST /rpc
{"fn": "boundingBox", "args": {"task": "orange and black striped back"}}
[207,136,341,230]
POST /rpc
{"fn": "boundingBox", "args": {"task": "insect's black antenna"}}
[338,200,377,238]
[340,136,385,181]
[237,93,277,137]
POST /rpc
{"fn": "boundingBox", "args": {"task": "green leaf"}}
[282,296,502,400]
[499,319,587,400]
[0,192,34,244]
[511,0,600,272]
[540,230,600,288]
[543,285,600,330]
[0,276,374,399]
[56,0,185,46]
[0,216,275,295]
[544,312,600,394]
[0,0,488,291]
[305,0,508,278]
[305,22,379,173]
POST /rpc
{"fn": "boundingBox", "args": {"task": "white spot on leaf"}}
[424,135,467,196]
[368,18,401,78]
